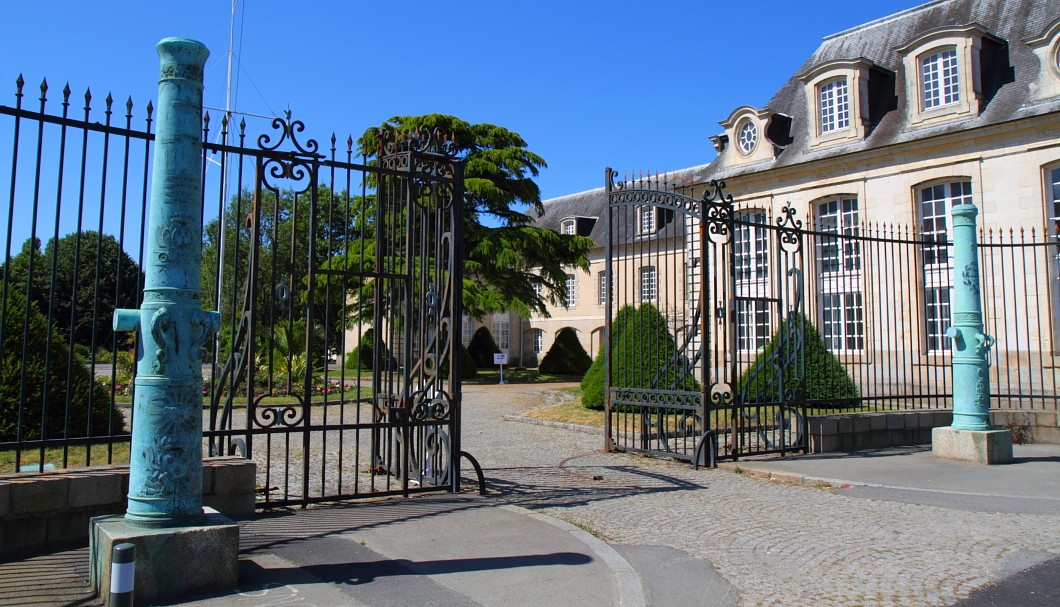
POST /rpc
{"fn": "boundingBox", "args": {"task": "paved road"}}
[4,382,1058,607]
[462,383,1060,607]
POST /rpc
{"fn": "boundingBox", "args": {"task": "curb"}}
[716,462,835,487]
[501,505,647,607]
[502,414,599,435]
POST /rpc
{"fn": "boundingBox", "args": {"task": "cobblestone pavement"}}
[461,383,1060,607]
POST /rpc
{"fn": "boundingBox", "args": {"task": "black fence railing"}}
[772,219,1059,413]
[1,79,151,473]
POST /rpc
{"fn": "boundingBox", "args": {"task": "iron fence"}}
[0,74,466,509]
[801,220,1059,413]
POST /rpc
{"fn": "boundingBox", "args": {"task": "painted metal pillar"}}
[944,204,994,431]
[114,38,219,527]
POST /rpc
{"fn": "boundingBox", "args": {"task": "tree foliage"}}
[538,327,592,376]
[345,328,397,371]
[738,313,858,406]
[202,186,360,367]
[467,326,501,368]
[0,289,122,441]
[359,115,594,319]
[582,305,698,410]
[2,232,141,351]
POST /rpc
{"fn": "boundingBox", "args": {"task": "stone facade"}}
[495,0,1060,420]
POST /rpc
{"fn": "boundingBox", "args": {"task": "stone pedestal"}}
[932,426,1013,465]
[90,507,238,605]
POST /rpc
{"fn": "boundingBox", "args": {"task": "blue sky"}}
[0,0,927,250]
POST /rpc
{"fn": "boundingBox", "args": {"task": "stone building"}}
[495,0,1060,421]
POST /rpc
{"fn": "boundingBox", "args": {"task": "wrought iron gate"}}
[603,168,806,464]
[207,117,464,507]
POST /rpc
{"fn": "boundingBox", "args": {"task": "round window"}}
[737,120,758,155]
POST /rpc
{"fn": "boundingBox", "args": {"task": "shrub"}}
[0,289,123,441]
[345,328,397,371]
[440,344,478,379]
[582,304,698,409]
[538,327,592,376]
[738,312,858,406]
[467,326,501,368]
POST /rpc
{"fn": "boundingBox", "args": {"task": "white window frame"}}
[561,219,575,235]
[1047,164,1060,354]
[918,180,973,352]
[565,273,577,307]
[532,329,544,354]
[639,206,656,234]
[920,48,960,110]
[735,298,771,352]
[736,120,758,156]
[734,211,769,284]
[598,271,609,306]
[815,197,864,352]
[491,320,511,352]
[462,315,475,347]
[818,78,850,134]
[640,265,657,302]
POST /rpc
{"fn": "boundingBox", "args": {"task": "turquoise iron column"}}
[114,38,219,527]
[944,204,994,430]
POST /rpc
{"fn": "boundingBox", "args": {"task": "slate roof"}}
[531,0,1060,245]
[694,0,1060,182]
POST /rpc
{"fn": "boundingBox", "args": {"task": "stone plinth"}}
[90,507,238,605]
[932,426,1013,465]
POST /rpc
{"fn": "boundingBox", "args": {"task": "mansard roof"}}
[693,0,1060,182]
[535,0,1060,235]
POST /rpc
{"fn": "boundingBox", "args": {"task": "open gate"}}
[206,118,465,507]
[603,168,807,464]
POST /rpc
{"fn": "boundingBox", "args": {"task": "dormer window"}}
[736,120,758,155]
[717,106,781,167]
[897,24,1004,127]
[1027,18,1060,102]
[560,219,575,235]
[639,206,656,234]
[799,58,889,148]
[920,48,960,109]
[818,78,850,133]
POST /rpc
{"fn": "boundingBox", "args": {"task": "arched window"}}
[815,197,863,351]
[918,180,973,351]
[734,210,771,351]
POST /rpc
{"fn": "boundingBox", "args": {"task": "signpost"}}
[494,352,508,385]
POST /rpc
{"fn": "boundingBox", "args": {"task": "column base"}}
[90,507,239,605]
[932,426,1013,465]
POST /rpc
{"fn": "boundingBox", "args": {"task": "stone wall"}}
[807,409,1059,453]
[0,456,255,558]
[808,410,951,452]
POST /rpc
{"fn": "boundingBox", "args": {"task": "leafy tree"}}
[582,305,698,410]
[440,344,478,379]
[538,327,592,376]
[739,313,858,406]
[358,115,594,319]
[202,186,361,366]
[344,328,397,371]
[0,288,122,441]
[467,326,501,368]
[2,232,141,351]
[581,306,634,410]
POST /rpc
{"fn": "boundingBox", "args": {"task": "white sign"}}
[493,352,508,365]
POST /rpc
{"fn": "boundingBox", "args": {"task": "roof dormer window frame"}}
[560,217,576,235]
[897,24,999,128]
[1026,18,1060,102]
[718,106,775,167]
[798,58,877,149]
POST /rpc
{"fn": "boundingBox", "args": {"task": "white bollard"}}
[109,542,135,607]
